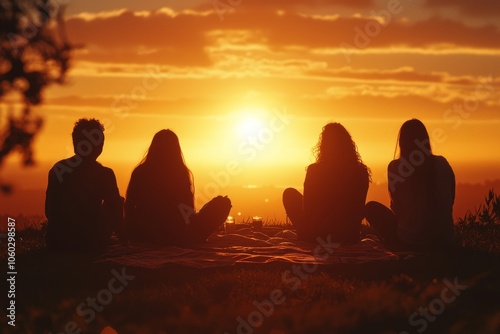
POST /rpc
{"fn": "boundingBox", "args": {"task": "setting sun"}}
[235,108,266,138]
[237,114,266,139]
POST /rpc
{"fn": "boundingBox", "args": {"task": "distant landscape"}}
[2,159,499,223]
[2,132,499,222]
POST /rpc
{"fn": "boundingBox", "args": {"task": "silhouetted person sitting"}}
[125,129,231,246]
[45,118,124,251]
[282,123,371,243]
[365,119,455,252]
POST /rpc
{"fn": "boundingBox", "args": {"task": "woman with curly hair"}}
[282,123,371,243]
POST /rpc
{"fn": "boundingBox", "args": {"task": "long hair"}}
[139,129,194,193]
[395,119,432,160]
[394,119,435,190]
[313,122,371,180]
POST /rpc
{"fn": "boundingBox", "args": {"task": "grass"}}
[1,191,500,334]
[455,189,500,254]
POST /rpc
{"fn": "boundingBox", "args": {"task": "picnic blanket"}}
[97,228,417,269]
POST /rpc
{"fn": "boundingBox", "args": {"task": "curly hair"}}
[313,122,371,179]
[72,118,104,149]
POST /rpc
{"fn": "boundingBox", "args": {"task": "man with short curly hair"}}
[45,118,124,251]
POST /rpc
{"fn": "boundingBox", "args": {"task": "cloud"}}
[423,0,500,17]
[59,6,500,123]
[309,67,454,83]
[205,0,500,20]
[197,0,375,12]
[306,67,486,85]
[65,7,500,69]
[310,77,500,110]
[322,83,456,101]
[311,46,500,57]
[262,15,500,50]
[66,9,213,66]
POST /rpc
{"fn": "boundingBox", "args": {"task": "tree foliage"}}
[0,0,71,193]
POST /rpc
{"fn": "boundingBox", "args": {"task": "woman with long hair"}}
[125,129,231,246]
[365,119,455,251]
[282,122,371,243]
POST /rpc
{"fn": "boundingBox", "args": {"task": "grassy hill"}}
[1,191,499,334]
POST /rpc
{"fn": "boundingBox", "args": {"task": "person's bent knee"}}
[365,201,384,214]
[365,201,379,209]
[212,195,231,207]
[364,201,380,221]
[283,187,300,201]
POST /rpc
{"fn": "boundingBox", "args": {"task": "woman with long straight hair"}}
[125,129,231,246]
[365,119,455,251]
[282,122,371,243]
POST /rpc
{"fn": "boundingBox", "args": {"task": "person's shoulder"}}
[306,163,319,172]
[94,162,116,178]
[130,164,145,176]
[50,159,68,168]
[49,159,72,172]
[355,163,370,177]
[388,159,399,171]
[127,164,146,183]
[101,165,115,174]
[305,163,321,181]
[432,155,448,163]
[433,155,453,170]
[307,163,326,177]
[432,155,450,166]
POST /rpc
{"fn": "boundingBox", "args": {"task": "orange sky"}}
[1,0,500,219]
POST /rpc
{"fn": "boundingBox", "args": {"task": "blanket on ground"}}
[96,228,417,269]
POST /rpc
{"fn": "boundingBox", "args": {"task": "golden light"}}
[237,115,265,138]
[236,108,266,137]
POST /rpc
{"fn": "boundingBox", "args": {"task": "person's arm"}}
[103,168,122,208]
[449,163,456,205]
[102,168,124,240]
[179,178,195,210]
[387,160,399,213]
[124,169,140,239]
[45,165,64,247]
[303,164,322,238]
[176,172,196,225]
[351,167,369,224]
[45,168,61,220]
[45,169,56,220]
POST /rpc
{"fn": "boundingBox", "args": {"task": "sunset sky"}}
[2,0,500,218]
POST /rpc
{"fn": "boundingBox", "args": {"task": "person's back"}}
[45,119,123,251]
[390,155,455,248]
[126,163,192,244]
[304,162,369,242]
[125,129,231,246]
[365,119,456,252]
[283,122,371,243]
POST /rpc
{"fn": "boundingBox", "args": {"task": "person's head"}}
[72,118,105,161]
[314,122,359,164]
[140,129,193,192]
[313,122,371,178]
[396,119,432,159]
[142,129,185,167]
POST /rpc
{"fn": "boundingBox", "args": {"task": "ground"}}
[1,216,499,334]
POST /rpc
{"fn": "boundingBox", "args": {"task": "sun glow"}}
[235,108,268,138]
[238,116,265,137]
